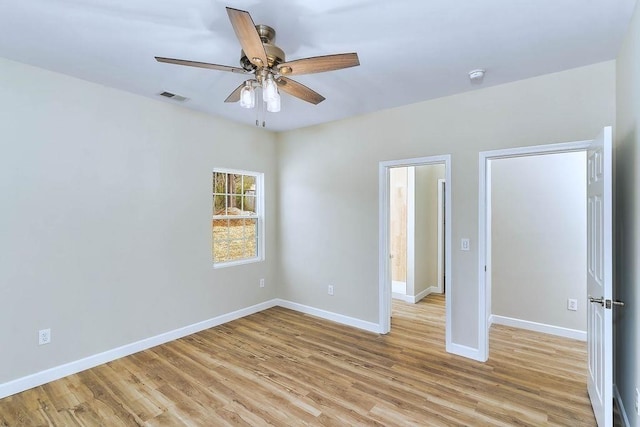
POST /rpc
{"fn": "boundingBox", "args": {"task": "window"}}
[212,169,263,267]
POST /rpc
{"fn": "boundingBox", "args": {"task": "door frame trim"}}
[477,140,591,361]
[407,167,416,297]
[437,178,446,294]
[379,155,452,346]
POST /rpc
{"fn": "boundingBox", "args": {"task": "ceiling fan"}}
[155,7,360,124]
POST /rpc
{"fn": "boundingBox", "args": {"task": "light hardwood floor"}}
[1,294,599,426]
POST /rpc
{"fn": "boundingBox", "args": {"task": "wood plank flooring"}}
[0,294,598,426]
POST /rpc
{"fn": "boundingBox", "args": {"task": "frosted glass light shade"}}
[266,92,281,112]
[240,84,255,109]
[263,76,278,102]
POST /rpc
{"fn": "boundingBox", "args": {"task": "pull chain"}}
[253,87,267,128]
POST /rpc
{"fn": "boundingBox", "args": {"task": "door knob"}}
[606,300,625,309]
[588,296,604,306]
[589,296,625,309]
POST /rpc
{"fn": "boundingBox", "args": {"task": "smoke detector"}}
[468,69,485,83]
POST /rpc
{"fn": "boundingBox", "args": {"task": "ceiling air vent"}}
[158,91,188,102]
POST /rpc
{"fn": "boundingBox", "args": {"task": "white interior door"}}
[586,126,613,427]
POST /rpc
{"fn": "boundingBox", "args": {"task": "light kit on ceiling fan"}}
[239,81,255,109]
[155,7,360,127]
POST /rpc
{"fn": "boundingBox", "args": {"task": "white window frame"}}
[212,168,265,269]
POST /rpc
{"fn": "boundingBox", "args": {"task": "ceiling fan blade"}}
[276,77,325,105]
[277,53,360,76]
[224,82,247,103]
[226,7,268,68]
[155,57,247,74]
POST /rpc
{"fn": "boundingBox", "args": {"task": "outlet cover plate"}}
[38,328,51,345]
[567,299,578,311]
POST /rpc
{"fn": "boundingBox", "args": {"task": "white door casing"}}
[477,128,613,424]
[378,155,452,343]
[437,179,446,294]
[478,138,592,362]
[586,126,613,427]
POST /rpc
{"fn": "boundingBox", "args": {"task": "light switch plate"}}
[461,238,470,251]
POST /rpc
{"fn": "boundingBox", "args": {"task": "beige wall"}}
[277,60,615,349]
[0,58,278,384]
[490,152,586,331]
[0,53,621,389]
[414,164,445,296]
[615,1,640,424]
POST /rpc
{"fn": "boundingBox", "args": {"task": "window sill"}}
[213,257,263,269]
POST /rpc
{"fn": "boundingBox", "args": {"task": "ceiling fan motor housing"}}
[240,25,285,71]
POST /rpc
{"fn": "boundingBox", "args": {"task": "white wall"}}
[490,152,586,332]
[277,61,615,350]
[615,1,640,424]
[414,164,445,297]
[0,58,278,385]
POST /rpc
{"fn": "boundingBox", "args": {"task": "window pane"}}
[214,240,231,263]
[213,195,227,215]
[243,243,255,259]
[232,174,243,195]
[213,172,227,194]
[243,218,257,257]
[228,239,245,260]
[243,195,256,214]
[231,195,242,212]
[212,219,230,242]
[243,175,256,190]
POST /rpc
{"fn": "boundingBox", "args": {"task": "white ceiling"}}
[0,0,636,131]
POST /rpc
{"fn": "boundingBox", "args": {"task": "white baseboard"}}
[0,298,384,399]
[614,384,632,427]
[0,299,278,400]
[275,299,382,334]
[5,296,491,400]
[392,292,413,302]
[489,314,586,341]
[392,286,439,304]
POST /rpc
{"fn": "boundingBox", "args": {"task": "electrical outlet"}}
[461,238,470,251]
[567,298,578,311]
[259,278,265,288]
[38,328,51,345]
[328,285,334,296]
[635,387,639,415]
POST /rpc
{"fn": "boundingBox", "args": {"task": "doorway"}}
[477,139,592,360]
[488,151,587,338]
[378,155,452,346]
[479,129,615,426]
[389,165,446,303]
